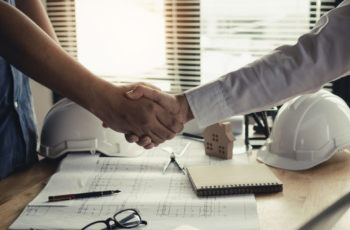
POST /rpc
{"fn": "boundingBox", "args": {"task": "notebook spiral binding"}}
[197,183,283,196]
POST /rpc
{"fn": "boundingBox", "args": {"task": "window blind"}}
[309,0,337,29]
[46,0,77,59]
[165,0,201,92]
[200,0,336,85]
[46,0,336,93]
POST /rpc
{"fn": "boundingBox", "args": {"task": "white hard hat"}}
[39,98,144,159]
[257,90,350,170]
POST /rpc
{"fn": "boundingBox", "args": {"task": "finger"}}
[144,143,155,149]
[125,134,139,143]
[139,103,178,141]
[156,107,184,134]
[147,123,176,144]
[125,123,146,140]
[136,136,152,147]
[127,86,179,115]
[126,85,159,100]
[150,130,166,145]
[137,112,170,145]
[126,85,166,104]
[143,109,177,142]
[143,130,166,146]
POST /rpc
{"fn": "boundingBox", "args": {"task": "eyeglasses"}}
[82,208,147,230]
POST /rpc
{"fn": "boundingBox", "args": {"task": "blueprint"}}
[10,137,259,230]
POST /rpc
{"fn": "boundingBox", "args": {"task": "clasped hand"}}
[98,82,193,149]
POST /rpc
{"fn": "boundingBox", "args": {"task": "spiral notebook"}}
[186,163,282,196]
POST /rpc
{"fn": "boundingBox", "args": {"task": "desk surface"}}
[1,151,350,230]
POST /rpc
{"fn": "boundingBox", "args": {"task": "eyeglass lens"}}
[114,210,142,228]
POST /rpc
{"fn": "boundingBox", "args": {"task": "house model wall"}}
[202,122,235,159]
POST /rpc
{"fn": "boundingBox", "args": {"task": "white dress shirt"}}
[186,0,350,128]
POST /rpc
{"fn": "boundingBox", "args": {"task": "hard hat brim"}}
[257,144,326,171]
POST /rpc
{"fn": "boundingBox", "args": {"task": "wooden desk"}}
[256,150,350,230]
[1,151,350,230]
[0,159,60,230]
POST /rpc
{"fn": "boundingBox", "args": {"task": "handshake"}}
[98,82,195,149]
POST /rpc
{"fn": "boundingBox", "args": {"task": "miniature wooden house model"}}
[202,122,235,159]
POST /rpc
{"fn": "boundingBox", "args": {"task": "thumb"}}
[125,85,160,101]
[125,85,179,114]
[125,89,143,100]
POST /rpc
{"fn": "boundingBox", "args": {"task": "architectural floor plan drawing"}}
[11,137,259,230]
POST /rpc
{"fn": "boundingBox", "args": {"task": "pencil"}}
[48,190,120,202]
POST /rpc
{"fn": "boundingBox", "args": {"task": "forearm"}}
[0,1,104,114]
[186,0,350,128]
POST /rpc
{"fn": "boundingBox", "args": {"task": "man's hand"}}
[94,82,184,149]
[124,84,194,146]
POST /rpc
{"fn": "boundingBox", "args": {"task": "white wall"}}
[29,79,53,138]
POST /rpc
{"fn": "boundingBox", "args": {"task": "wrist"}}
[176,93,194,123]
[87,78,121,121]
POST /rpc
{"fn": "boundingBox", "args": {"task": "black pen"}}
[182,132,204,140]
[48,190,120,202]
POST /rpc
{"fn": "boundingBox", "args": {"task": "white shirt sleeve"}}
[185,0,350,128]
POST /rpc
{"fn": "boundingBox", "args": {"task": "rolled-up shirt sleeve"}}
[186,0,350,128]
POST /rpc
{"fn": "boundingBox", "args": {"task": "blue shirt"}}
[0,0,38,179]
